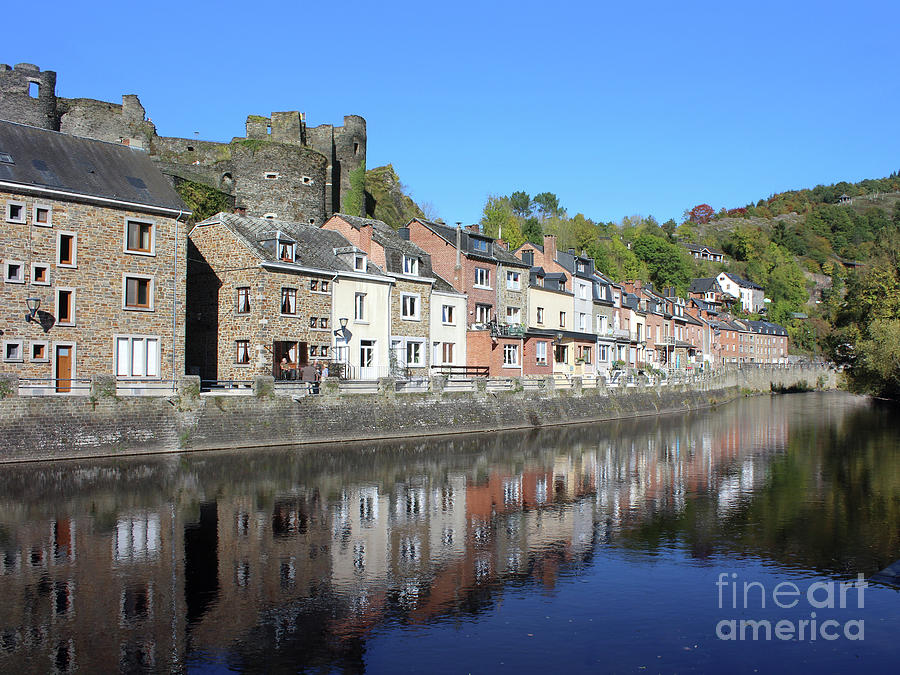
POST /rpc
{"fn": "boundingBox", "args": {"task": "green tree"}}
[522,217,543,245]
[480,196,525,250]
[533,192,561,220]
[510,191,532,218]
[631,233,693,292]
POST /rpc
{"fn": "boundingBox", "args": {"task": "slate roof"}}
[330,213,436,279]
[689,277,722,294]
[196,212,386,276]
[721,272,763,290]
[683,243,725,255]
[746,320,788,336]
[0,119,188,213]
[411,218,529,268]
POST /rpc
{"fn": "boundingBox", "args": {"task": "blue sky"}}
[6,0,899,225]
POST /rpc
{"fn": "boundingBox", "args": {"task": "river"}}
[0,392,897,673]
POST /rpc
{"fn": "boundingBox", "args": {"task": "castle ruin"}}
[0,63,366,223]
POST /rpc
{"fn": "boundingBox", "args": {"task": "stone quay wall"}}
[0,365,838,463]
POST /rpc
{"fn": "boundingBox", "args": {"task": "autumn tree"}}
[687,203,715,224]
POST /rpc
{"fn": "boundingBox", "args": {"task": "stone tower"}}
[0,63,58,130]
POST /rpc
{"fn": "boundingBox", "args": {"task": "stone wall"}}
[0,365,838,463]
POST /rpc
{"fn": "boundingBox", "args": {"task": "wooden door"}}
[56,345,72,393]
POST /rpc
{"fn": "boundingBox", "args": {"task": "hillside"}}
[364,164,425,228]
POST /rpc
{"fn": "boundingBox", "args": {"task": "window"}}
[554,344,568,363]
[506,306,521,324]
[3,340,23,362]
[309,279,318,291]
[302,175,312,184]
[441,342,455,364]
[579,284,588,300]
[402,256,419,275]
[321,345,329,357]
[124,275,153,310]
[598,344,609,361]
[536,307,544,325]
[125,219,154,254]
[472,239,489,253]
[354,292,366,321]
[276,287,296,314]
[578,312,587,332]
[264,172,279,180]
[4,260,24,283]
[6,200,25,223]
[321,280,329,292]
[441,304,455,324]
[354,254,366,271]
[57,232,77,267]
[475,304,491,324]
[235,287,251,314]
[115,336,160,377]
[310,345,319,357]
[235,340,251,364]
[559,311,566,328]
[263,213,277,220]
[502,343,519,367]
[581,346,592,362]
[535,341,548,365]
[506,271,521,290]
[406,341,423,366]
[401,293,420,320]
[474,267,490,288]
[319,317,328,329]
[57,288,75,325]
[34,204,52,226]
[31,263,49,285]
[278,241,294,262]
[31,341,49,362]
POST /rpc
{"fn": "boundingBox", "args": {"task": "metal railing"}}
[430,364,490,377]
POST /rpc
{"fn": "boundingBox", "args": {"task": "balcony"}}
[490,321,526,338]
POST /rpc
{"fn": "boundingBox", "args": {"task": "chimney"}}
[455,222,462,269]
[543,234,557,265]
[233,205,247,216]
[634,279,642,294]
[358,223,373,254]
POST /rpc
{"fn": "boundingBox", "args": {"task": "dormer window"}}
[354,254,366,271]
[472,238,489,253]
[278,241,295,262]
[402,255,419,275]
[264,172,279,180]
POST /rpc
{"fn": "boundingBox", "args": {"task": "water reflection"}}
[0,393,896,672]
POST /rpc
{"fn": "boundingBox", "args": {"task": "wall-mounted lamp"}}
[25,297,41,323]
[554,332,564,345]
[333,317,351,341]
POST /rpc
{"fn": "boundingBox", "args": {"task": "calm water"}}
[0,392,898,674]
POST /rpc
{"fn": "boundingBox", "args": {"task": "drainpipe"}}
[173,209,185,388]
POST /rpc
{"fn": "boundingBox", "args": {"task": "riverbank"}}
[0,365,836,463]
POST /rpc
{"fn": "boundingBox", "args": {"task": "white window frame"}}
[405,339,425,367]
[4,259,25,283]
[579,312,587,332]
[30,262,50,286]
[502,343,519,367]
[506,306,521,325]
[30,340,50,363]
[56,287,76,326]
[474,267,490,289]
[559,311,566,328]
[277,240,295,262]
[402,255,419,275]
[5,200,26,224]
[236,286,251,314]
[123,218,156,256]
[506,270,521,290]
[235,339,251,366]
[441,342,455,365]
[441,304,455,325]
[536,307,544,325]
[122,273,155,312]
[264,171,280,180]
[401,293,421,321]
[56,231,77,268]
[354,292,366,322]
[354,254,367,271]
[475,303,491,324]
[33,203,53,227]
[535,341,548,365]
[114,335,161,379]
[280,287,298,316]
[3,339,24,363]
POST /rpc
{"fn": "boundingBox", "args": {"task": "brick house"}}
[187,212,393,381]
[0,120,189,393]
[407,218,528,375]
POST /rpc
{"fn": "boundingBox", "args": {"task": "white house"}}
[716,272,765,313]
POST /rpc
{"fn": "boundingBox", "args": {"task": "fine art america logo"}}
[715,573,867,641]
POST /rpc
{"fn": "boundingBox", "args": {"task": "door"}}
[359,340,376,380]
[55,345,72,393]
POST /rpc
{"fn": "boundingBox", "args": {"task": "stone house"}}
[0,120,189,393]
[716,272,765,313]
[187,212,392,381]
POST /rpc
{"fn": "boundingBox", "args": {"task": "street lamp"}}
[25,297,41,323]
